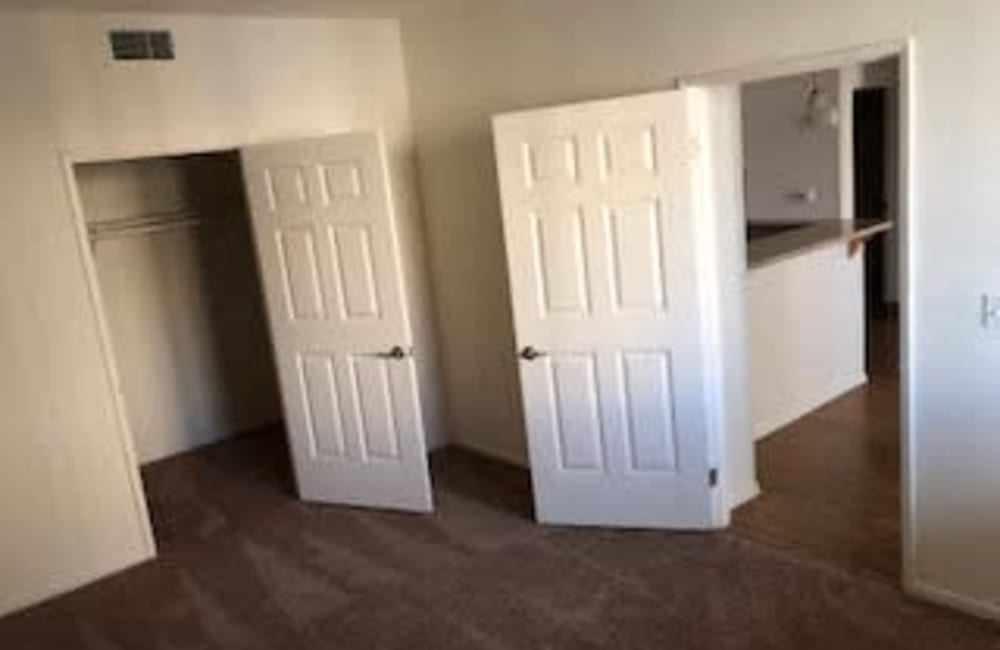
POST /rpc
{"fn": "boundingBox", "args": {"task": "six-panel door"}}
[494,90,720,528]
[241,132,433,512]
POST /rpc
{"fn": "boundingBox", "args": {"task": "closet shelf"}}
[87,210,202,242]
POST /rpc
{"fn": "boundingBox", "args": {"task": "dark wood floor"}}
[733,314,901,582]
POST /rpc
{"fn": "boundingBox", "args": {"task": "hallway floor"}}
[732,376,901,582]
[2,422,999,649]
[733,313,902,583]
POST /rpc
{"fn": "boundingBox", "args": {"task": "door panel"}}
[546,353,605,471]
[298,352,347,458]
[330,225,382,319]
[532,207,591,316]
[349,355,403,461]
[605,199,668,313]
[620,351,677,472]
[494,90,720,528]
[242,132,432,512]
[276,227,325,320]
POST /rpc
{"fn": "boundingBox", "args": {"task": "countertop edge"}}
[747,220,893,272]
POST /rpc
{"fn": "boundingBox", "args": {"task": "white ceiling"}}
[0,0,452,18]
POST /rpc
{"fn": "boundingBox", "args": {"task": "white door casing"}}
[493,90,723,528]
[241,132,433,512]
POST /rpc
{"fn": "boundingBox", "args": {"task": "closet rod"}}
[87,210,202,242]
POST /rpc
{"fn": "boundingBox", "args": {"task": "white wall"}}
[77,155,282,463]
[742,70,842,223]
[400,0,1000,616]
[0,10,442,616]
[748,248,866,439]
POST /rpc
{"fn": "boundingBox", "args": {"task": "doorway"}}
[729,55,905,583]
[72,150,288,549]
[489,44,913,547]
[65,133,443,555]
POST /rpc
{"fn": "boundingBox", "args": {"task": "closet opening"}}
[72,150,290,547]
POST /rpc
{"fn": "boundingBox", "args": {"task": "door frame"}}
[58,141,262,562]
[60,127,442,549]
[680,39,917,593]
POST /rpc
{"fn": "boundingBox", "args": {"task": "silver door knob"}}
[520,346,546,361]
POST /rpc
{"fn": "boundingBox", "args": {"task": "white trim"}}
[694,85,750,528]
[897,37,918,598]
[907,579,1000,623]
[677,39,908,88]
[838,64,860,223]
[684,37,918,597]
[726,478,761,511]
[59,154,157,561]
[753,371,869,441]
[65,142,235,166]
[61,128,358,166]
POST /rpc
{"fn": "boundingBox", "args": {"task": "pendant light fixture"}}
[801,73,840,130]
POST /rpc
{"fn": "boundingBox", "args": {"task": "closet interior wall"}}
[75,152,283,464]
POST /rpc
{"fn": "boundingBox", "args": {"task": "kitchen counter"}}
[747,219,893,270]
[745,219,890,440]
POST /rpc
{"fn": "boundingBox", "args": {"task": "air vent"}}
[109,30,174,61]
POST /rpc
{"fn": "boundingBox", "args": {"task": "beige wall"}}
[5,0,1000,621]
[0,14,154,617]
[399,0,1000,616]
[42,13,445,453]
[742,69,842,224]
[0,10,441,615]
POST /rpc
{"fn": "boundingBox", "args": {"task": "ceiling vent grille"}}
[109,30,175,61]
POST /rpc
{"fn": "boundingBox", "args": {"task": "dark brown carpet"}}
[1,430,999,650]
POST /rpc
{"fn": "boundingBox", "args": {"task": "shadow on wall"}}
[422,125,528,463]
[78,152,284,464]
[184,152,283,438]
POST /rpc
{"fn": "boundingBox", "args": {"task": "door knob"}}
[373,346,410,360]
[519,346,546,361]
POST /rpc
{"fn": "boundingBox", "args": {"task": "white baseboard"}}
[753,371,868,441]
[907,578,1000,623]
[727,478,762,510]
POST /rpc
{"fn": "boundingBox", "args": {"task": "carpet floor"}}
[1,430,999,649]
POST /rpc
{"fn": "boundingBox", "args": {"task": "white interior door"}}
[493,90,722,528]
[241,132,432,512]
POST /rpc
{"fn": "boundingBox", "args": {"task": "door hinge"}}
[708,468,719,488]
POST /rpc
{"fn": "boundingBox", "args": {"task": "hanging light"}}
[801,74,840,129]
